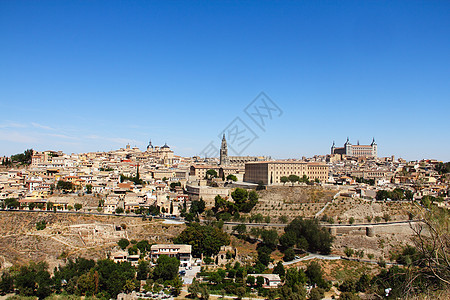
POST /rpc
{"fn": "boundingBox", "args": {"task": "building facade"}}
[331,138,377,158]
[150,244,192,267]
[244,161,329,185]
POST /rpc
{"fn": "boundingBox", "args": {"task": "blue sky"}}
[1,1,449,161]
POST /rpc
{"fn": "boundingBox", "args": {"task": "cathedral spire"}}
[220,134,229,166]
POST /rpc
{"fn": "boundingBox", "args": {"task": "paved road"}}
[182,266,201,285]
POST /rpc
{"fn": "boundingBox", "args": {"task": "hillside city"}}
[0,137,449,300]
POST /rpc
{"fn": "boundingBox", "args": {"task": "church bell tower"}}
[219,134,229,166]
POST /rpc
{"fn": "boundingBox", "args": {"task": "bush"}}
[281,217,333,254]
[36,221,47,230]
[309,287,325,300]
[344,247,354,257]
[283,248,295,262]
[118,238,130,250]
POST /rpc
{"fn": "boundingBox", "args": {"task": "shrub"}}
[118,238,130,250]
[36,221,47,230]
[344,247,354,257]
[283,248,295,262]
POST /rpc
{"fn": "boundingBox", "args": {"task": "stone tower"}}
[371,137,378,157]
[344,137,353,156]
[219,134,229,166]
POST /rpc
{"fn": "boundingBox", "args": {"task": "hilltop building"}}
[146,140,174,165]
[244,161,329,185]
[331,138,377,158]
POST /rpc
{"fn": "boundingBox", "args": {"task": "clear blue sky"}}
[1,1,449,161]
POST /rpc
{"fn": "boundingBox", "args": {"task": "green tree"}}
[280,231,297,248]
[260,229,278,250]
[281,217,333,254]
[136,260,149,280]
[153,255,180,281]
[306,261,329,290]
[283,248,295,262]
[94,259,136,297]
[243,190,259,213]
[280,176,289,185]
[232,224,247,238]
[74,203,82,211]
[10,149,33,165]
[206,169,218,179]
[14,261,52,298]
[170,181,181,191]
[209,269,226,285]
[376,190,390,200]
[174,223,230,257]
[0,272,14,294]
[76,271,97,296]
[344,247,354,257]
[299,174,309,183]
[188,279,201,298]
[231,188,248,209]
[57,180,74,191]
[136,240,151,255]
[36,220,47,230]
[85,184,93,194]
[273,261,286,277]
[171,276,183,296]
[288,174,300,186]
[309,287,325,300]
[235,286,246,300]
[190,198,206,215]
[118,238,130,250]
[4,198,19,209]
[226,174,238,181]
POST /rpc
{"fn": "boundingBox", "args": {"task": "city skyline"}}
[1,1,449,161]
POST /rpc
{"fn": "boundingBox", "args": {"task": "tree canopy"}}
[281,217,333,254]
[10,149,33,165]
[153,255,180,281]
[174,222,230,257]
[206,169,218,179]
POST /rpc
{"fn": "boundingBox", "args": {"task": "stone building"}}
[331,138,377,158]
[244,161,329,185]
[146,140,174,165]
[150,244,193,268]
